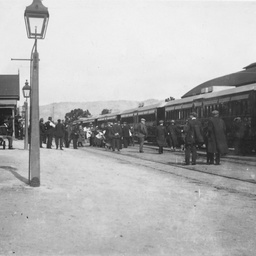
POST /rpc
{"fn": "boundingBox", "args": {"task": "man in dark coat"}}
[166,120,179,150]
[184,112,204,165]
[63,121,70,148]
[137,118,148,153]
[39,118,45,148]
[104,122,113,149]
[122,122,130,148]
[156,120,167,154]
[55,119,65,150]
[111,121,123,151]
[207,110,228,165]
[70,124,79,149]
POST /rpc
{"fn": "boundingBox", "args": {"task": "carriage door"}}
[156,107,165,125]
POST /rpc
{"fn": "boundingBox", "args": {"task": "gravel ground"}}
[1,140,256,256]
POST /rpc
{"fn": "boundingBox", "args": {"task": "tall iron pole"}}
[29,39,40,187]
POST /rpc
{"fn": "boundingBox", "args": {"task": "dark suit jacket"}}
[55,123,65,137]
[184,118,203,145]
[112,124,123,138]
[207,117,228,154]
[122,125,130,138]
[156,125,167,147]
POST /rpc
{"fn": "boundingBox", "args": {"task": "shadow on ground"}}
[0,166,29,184]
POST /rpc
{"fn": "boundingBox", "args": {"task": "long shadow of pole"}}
[0,166,29,185]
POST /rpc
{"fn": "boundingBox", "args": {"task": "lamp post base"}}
[30,177,40,187]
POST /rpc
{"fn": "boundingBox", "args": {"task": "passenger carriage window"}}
[228,102,232,115]
[240,100,247,116]
[223,103,227,116]
[200,107,203,118]
[206,106,209,117]
[235,101,239,116]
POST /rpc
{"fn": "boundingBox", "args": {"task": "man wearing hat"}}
[207,110,228,164]
[122,121,130,148]
[54,119,65,150]
[103,122,113,149]
[39,118,45,148]
[45,117,55,149]
[137,118,148,153]
[167,120,180,151]
[111,120,123,151]
[156,120,167,154]
[184,112,204,165]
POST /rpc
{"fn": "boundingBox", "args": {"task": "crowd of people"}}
[36,117,137,151]
[1,112,253,166]
[36,112,230,166]
[154,110,254,165]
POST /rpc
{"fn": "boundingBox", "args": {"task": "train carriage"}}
[73,83,256,154]
[97,111,121,128]
[120,107,138,133]
[120,102,165,142]
[78,116,99,127]
[165,84,256,151]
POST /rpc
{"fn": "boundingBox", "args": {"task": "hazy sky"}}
[1,0,256,106]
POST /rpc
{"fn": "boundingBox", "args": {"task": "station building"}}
[0,74,20,126]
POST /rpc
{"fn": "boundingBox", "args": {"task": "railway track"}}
[126,149,256,185]
[144,143,256,166]
[81,145,256,197]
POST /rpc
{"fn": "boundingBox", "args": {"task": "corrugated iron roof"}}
[182,64,256,98]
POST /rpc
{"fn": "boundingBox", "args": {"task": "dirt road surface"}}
[1,140,256,256]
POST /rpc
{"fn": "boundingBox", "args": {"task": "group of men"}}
[103,121,137,151]
[155,110,228,165]
[39,117,68,150]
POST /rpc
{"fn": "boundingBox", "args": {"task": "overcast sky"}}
[1,0,256,106]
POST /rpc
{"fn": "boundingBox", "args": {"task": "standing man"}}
[45,117,55,149]
[137,118,148,153]
[122,122,130,148]
[207,110,228,165]
[166,120,180,151]
[39,118,45,148]
[62,120,69,148]
[184,112,204,165]
[55,119,65,150]
[70,124,79,149]
[104,122,113,150]
[156,120,167,154]
[111,120,122,151]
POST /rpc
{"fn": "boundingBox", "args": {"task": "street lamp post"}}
[24,0,49,187]
[22,80,31,150]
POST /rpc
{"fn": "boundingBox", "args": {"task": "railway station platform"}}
[1,138,256,255]
[141,144,256,183]
[1,138,256,194]
[87,142,256,196]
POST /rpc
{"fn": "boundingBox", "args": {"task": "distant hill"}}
[39,99,162,121]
